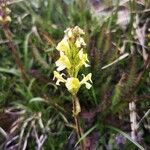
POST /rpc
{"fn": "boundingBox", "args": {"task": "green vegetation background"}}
[0,0,149,149]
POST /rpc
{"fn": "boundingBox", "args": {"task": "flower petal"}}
[75,37,86,48]
[74,26,85,35]
[53,71,66,85]
[78,49,90,67]
[56,52,71,71]
[56,38,70,53]
[65,78,81,94]
[80,73,92,89]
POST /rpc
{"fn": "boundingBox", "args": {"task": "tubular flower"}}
[64,28,74,38]
[65,78,81,94]
[53,73,92,95]
[75,37,86,48]
[78,49,89,67]
[64,26,85,39]
[53,71,66,85]
[56,38,70,53]
[80,73,92,89]
[53,26,92,95]
[55,52,71,71]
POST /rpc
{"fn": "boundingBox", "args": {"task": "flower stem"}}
[72,95,85,150]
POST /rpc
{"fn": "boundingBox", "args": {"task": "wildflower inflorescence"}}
[53,26,92,95]
[0,0,11,25]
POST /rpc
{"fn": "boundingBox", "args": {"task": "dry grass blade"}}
[0,127,8,139]
[6,135,19,149]
[137,109,150,128]
[18,116,34,149]
[10,117,24,134]
[22,122,33,150]
[134,15,149,60]
[102,53,129,69]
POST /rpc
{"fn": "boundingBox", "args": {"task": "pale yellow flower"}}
[65,77,81,94]
[80,73,92,89]
[73,26,85,35]
[53,71,66,85]
[53,72,92,94]
[75,37,86,48]
[55,52,71,71]
[64,26,85,39]
[64,27,73,38]
[65,74,92,94]
[56,38,70,53]
[78,49,90,67]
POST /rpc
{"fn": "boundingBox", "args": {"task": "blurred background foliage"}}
[0,0,150,149]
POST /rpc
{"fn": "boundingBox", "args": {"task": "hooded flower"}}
[73,26,85,36]
[75,37,86,48]
[65,78,81,94]
[53,71,66,85]
[80,73,92,89]
[64,26,85,39]
[53,71,92,95]
[55,52,71,71]
[56,38,70,54]
[78,49,89,67]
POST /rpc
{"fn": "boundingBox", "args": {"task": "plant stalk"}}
[72,95,85,150]
[3,25,28,81]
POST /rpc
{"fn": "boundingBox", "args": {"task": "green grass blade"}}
[107,126,145,150]
[75,124,98,147]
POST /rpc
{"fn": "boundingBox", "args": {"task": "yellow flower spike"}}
[75,37,86,48]
[53,71,66,85]
[56,38,70,53]
[54,26,92,94]
[80,73,92,89]
[55,52,71,71]
[65,78,81,95]
[78,49,90,67]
